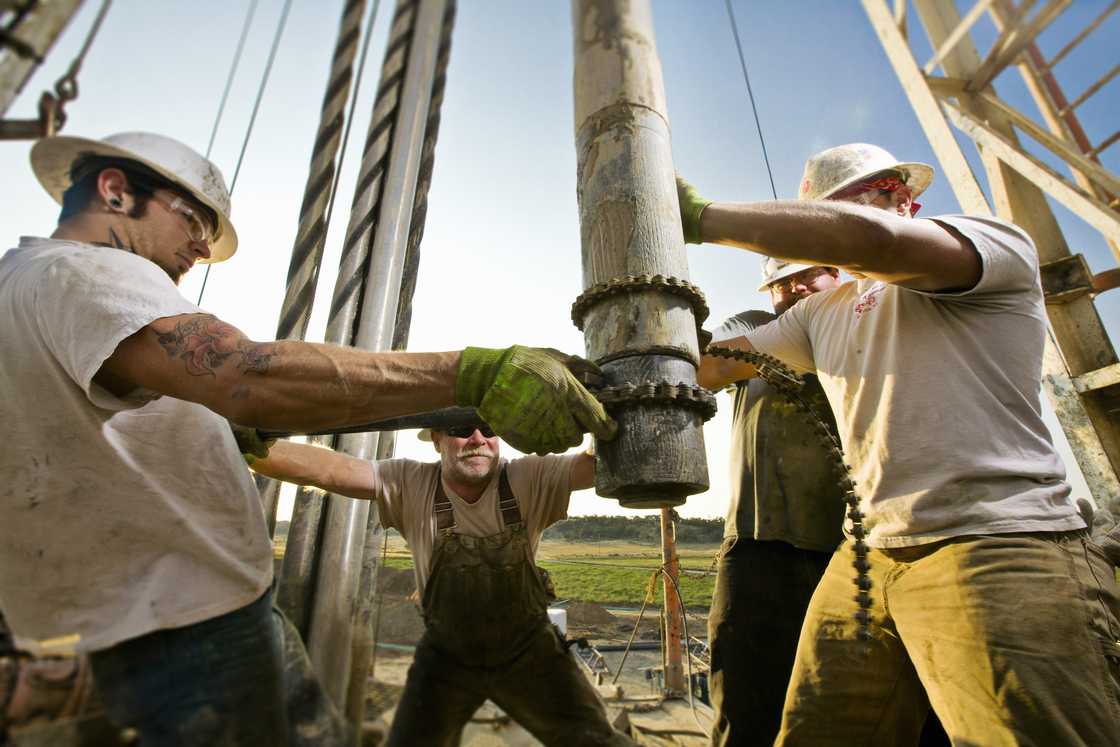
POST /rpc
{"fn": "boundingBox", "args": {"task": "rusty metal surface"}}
[1040,254,1095,303]
[594,381,717,421]
[572,274,710,332]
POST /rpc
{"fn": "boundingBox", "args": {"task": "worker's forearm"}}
[250,440,376,501]
[108,313,460,431]
[698,336,756,390]
[219,342,459,431]
[700,200,897,275]
[569,451,596,491]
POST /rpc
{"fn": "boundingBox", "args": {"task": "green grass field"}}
[275,536,721,609]
[374,537,719,609]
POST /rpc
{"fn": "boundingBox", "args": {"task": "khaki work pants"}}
[776,531,1120,747]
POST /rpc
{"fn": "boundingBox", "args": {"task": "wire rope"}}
[60,0,113,83]
[664,565,713,734]
[321,0,383,259]
[611,569,661,685]
[197,0,294,306]
[723,0,778,200]
[204,0,260,159]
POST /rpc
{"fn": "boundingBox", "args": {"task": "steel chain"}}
[570,273,871,638]
[706,344,874,642]
[570,274,710,331]
[591,380,718,422]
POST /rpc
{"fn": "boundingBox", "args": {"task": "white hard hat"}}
[797,143,933,203]
[758,257,817,292]
[30,132,238,262]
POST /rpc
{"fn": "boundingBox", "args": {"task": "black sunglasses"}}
[444,425,495,439]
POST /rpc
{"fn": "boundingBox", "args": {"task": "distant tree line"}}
[544,515,724,544]
[277,517,720,545]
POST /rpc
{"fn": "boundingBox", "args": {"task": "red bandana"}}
[833,176,922,216]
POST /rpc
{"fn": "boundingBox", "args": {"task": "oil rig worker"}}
[680,143,1120,746]
[0,131,616,746]
[250,427,637,747]
[699,258,845,746]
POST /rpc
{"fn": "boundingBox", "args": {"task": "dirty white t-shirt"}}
[0,238,273,654]
[372,455,578,595]
[745,215,1079,547]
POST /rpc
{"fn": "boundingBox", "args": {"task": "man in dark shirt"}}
[700,259,844,746]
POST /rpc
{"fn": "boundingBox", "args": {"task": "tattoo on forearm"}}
[155,315,275,377]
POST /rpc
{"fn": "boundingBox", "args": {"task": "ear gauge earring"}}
[108,197,123,210]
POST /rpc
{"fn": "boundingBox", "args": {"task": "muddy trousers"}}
[88,590,351,747]
[387,622,633,747]
[777,532,1120,747]
[707,538,832,747]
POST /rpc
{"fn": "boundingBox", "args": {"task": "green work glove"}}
[228,421,276,466]
[677,175,712,245]
[456,346,618,455]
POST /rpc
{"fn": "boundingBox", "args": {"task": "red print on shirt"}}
[854,283,885,318]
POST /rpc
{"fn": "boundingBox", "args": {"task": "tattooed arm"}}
[94,313,459,431]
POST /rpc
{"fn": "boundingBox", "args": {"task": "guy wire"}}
[197,0,294,306]
[724,0,778,201]
[204,0,260,159]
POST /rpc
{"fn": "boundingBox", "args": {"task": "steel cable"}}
[197,0,294,306]
[611,569,661,685]
[723,0,778,200]
[389,0,455,351]
[282,0,452,638]
[275,0,376,342]
[204,0,260,159]
[324,0,420,334]
[256,0,379,535]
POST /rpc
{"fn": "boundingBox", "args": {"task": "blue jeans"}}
[89,591,288,746]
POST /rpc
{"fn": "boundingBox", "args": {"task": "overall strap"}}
[497,467,523,527]
[432,469,456,532]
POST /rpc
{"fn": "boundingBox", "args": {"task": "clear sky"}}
[2,1,1117,520]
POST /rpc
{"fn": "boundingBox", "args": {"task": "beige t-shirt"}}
[746,215,1079,548]
[0,239,273,654]
[371,455,578,595]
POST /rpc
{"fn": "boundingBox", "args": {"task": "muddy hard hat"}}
[757,258,821,293]
[797,143,933,203]
[30,132,239,262]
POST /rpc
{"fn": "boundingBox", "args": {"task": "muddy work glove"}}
[229,421,276,466]
[456,346,617,455]
[677,175,712,245]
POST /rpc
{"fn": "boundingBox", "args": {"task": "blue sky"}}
[2,1,1117,519]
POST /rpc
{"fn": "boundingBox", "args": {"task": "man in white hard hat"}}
[249,426,636,746]
[681,143,1120,744]
[698,258,846,746]
[0,132,616,745]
